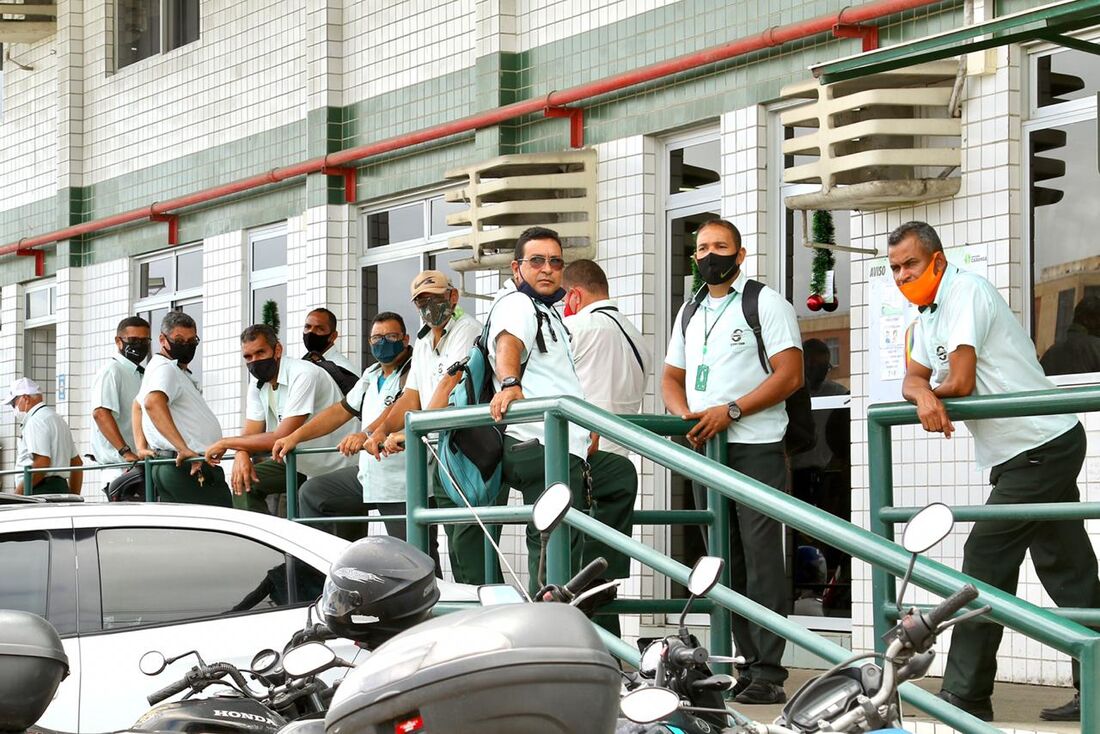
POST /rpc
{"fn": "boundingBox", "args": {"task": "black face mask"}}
[121,339,151,366]
[696,252,740,285]
[247,357,280,388]
[806,363,830,390]
[516,279,567,306]
[303,332,332,355]
[166,339,199,365]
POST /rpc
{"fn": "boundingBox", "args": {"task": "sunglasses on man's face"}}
[369,333,405,345]
[519,255,566,271]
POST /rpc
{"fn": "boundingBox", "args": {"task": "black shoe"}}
[937,690,994,722]
[1040,693,1080,722]
[734,680,786,705]
[730,676,752,698]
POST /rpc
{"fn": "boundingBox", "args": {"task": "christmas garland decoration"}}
[807,210,839,312]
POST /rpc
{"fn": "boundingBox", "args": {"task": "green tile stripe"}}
[0,0,963,285]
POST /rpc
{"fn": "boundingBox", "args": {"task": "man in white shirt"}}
[892,221,1098,723]
[6,378,81,495]
[135,310,231,506]
[91,316,151,500]
[274,312,439,569]
[302,307,358,375]
[204,324,353,514]
[364,271,483,582]
[489,227,590,590]
[562,259,650,631]
[662,219,803,706]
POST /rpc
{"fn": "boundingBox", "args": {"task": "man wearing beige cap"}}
[6,377,82,495]
[364,270,486,582]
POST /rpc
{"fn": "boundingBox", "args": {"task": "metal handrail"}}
[867,384,1100,731]
[404,394,1098,733]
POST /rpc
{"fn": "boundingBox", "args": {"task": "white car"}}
[0,497,474,733]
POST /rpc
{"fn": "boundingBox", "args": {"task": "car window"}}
[0,531,50,617]
[97,528,323,630]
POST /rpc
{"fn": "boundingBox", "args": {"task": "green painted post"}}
[544,412,571,586]
[1081,642,1097,734]
[405,427,429,555]
[144,457,155,501]
[285,452,299,521]
[867,417,896,652]
[22,465,32,494]
[705,433,732,672]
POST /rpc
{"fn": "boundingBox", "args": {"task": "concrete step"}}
[735,669,1079,734]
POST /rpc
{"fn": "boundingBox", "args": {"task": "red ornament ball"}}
[822,297,839,313]
[806,294,824,311]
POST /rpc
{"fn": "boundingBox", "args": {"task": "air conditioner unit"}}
[443,149,598,272]
[780,61,962,211]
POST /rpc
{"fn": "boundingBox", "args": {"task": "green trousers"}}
[433,482,505,586]
[31,475,69,495]
[942,423,1100,699]
[230,459,306,515]
[582,450,638,580]
[151,461,232,507]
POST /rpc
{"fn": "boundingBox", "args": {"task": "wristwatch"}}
[501,376,522,390]
[118,444,132,456]
[726,401,742,421]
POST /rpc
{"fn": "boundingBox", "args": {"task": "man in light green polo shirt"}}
[205,324,353,513]
[892,220,1098,723]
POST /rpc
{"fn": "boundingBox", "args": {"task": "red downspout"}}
[0,0,944,263]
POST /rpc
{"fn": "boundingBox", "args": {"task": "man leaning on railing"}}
[7,377,81,496]
[891,220,1098,723]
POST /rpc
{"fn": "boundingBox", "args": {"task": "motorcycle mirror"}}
[139,650,167,676]
[477,584,525,606]
[250,649,279,674]
[902,502,955,553]
[688,556,724,597]
[639,640,663,676]
[532,482,572,533]
[620,686,681,724]
[283,642,336,678]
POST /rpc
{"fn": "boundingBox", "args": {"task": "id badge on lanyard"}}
[694,364,710,391]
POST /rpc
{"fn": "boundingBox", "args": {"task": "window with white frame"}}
[249,225,288,337]
[1025,43,1100,383]
[359,192,470,367]
[23,280,57,329]
[116,0,199,70]
[135,246,204,381]
[23,279,58,406]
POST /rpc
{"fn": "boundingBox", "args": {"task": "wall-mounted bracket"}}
[16,245,45,276]
[322,166,358,203]
[149,212,180,246]
[833,23,880,52]
[543,105,585,148]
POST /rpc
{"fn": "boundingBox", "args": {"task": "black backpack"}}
[680,280,815,456]
[305,353,359,396]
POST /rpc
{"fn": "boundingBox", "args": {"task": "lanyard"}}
[701,291,738,361]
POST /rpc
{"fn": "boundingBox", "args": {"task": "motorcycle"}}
[620,502,988,733]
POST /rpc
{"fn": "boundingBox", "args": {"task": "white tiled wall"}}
[0,42,58,209]
[516,0,678,49]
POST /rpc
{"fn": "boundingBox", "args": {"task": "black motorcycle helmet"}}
[322,536,440,648]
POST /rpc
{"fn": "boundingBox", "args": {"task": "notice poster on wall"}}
[867,243,989,404]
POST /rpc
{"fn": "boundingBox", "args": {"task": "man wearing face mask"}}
[488,226,591,591]
[891,221,1098,723]
[302,307,358,381]
[274,313,440,570]
[7,378,81,495]
[361,271,481,580]
[204,324,353,514]
[90,316,152,499]
[136,310,232,506]
[662,218,803,705]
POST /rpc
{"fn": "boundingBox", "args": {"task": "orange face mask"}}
[898,254,946,307]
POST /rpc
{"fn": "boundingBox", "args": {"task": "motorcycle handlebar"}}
[564,558,607,598]
[147,676,191,706]
[666,638,708,668]
[926,584,979,628]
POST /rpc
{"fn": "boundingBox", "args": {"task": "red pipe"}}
[0,0,946,258]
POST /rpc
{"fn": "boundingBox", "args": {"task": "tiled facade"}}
[0,0,1097,700]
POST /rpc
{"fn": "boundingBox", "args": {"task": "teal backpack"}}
[435,293,554,507]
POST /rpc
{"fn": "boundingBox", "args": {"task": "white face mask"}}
[11,401,26,421]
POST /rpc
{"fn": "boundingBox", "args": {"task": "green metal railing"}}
[403,394,1097,733]
[868,385,1100,730]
